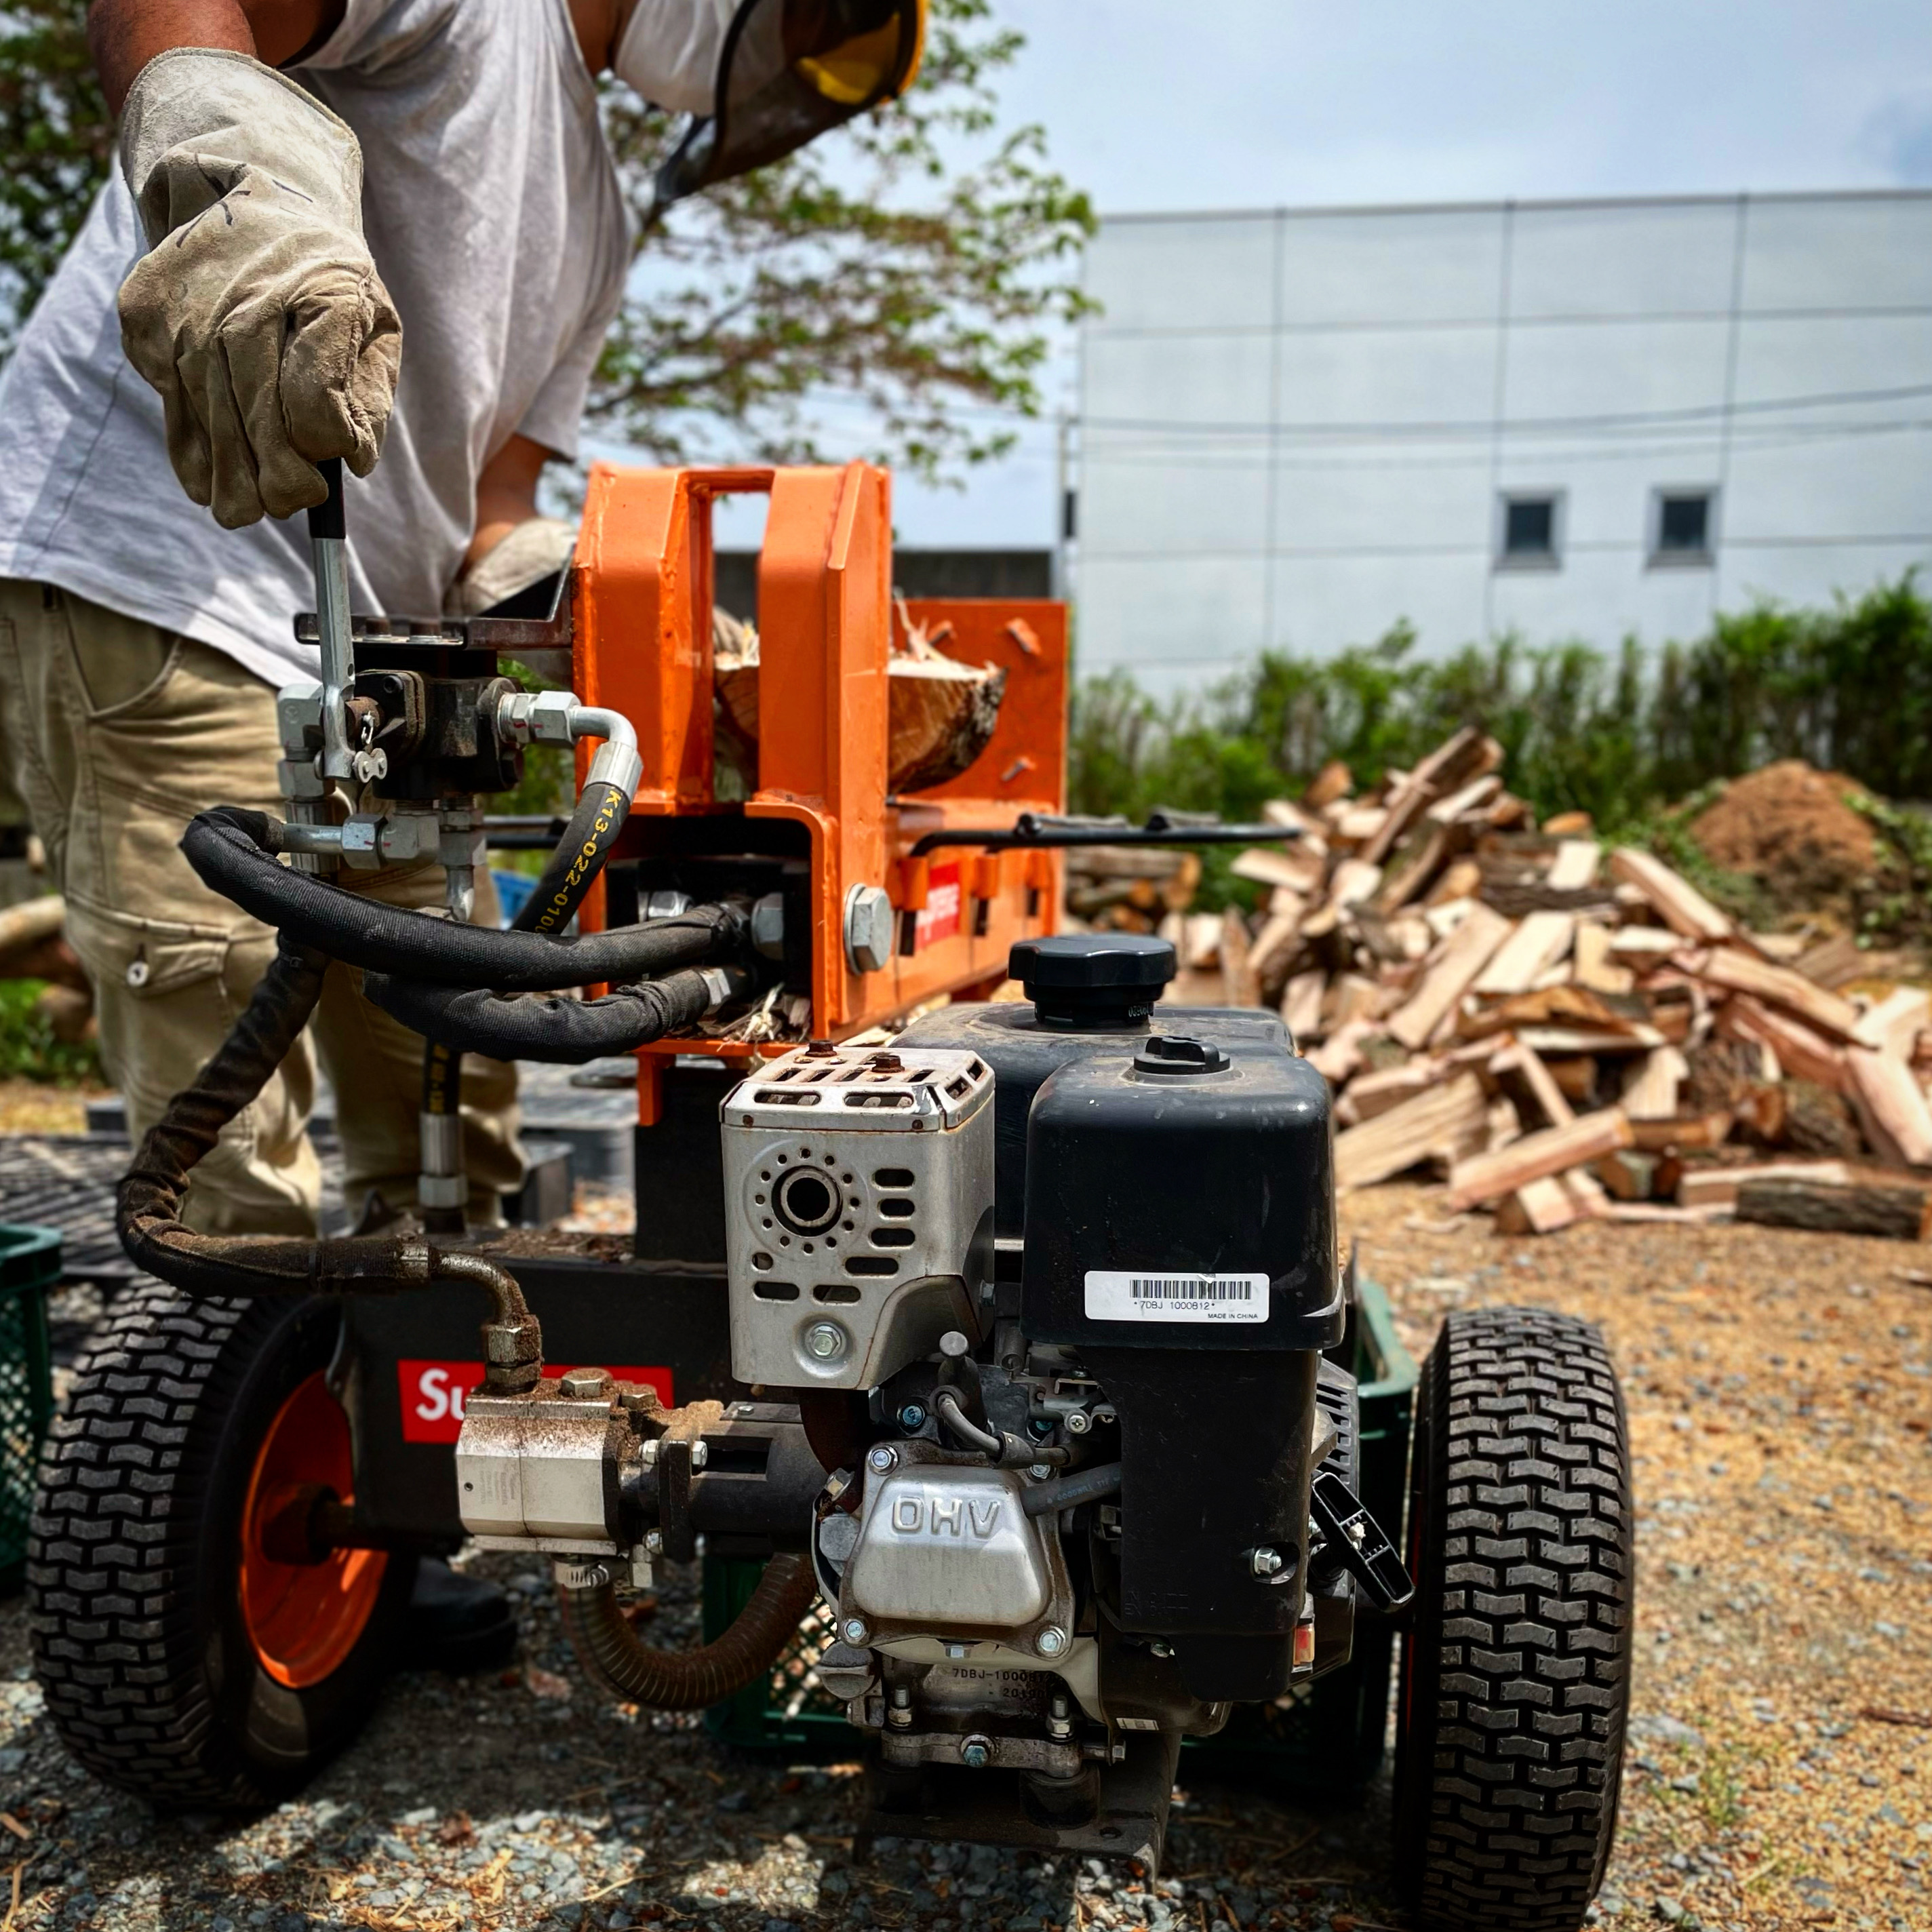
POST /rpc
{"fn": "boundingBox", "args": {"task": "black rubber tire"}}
[28,1286,415,1808]
[1393,1305,1632,1932]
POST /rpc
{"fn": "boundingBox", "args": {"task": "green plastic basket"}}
[0,1225,58,1596]
[702,1279,1419,1793]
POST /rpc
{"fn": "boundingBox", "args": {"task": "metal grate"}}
[0,1128,348,1289]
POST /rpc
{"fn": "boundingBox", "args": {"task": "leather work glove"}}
[116,50,401,530]
[446,518,579,618]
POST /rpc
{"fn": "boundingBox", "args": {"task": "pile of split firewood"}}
[1141,726,1932,1240]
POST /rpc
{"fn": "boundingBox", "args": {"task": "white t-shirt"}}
[0,0,648,692]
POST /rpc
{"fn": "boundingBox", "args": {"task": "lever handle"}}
[308,456,346,542]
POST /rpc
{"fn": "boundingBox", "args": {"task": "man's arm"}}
[468,434,553,574]
[88,1,343,112]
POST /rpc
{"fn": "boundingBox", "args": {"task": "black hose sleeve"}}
[557,1554,818,1710]
[180,808,745,989]
[512,778,631,936]
[363,967,743,1064]
[115,939,538,1357]
[1021,1461,1124,1518]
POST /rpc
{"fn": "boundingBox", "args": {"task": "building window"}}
[1497,492,1563,570]
[1650,488,1716,566]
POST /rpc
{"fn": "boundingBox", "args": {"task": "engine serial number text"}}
[1084,1269,1269,1324]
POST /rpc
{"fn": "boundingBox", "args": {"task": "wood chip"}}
[1845,1047,1932,1168]
[1682,945,1863,1042]
[1608,848,1732,941]
[1448,1108,1634,1210]
[1472,911,1577,998]
[1387,904,1513,1050]
[1333,1070,1489,1189]
[1735,1172,1932,1241]
[1545,840,1602,890]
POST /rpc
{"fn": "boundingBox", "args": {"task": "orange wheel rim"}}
[239,1371,387,1689]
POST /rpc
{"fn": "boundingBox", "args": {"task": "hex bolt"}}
[1046,1692,1073,1741]
[842,1617,870,1646]
[1035,1625,1068,1658]
[1148,1640,1175,1659]
[888,1684,913,1729]
[866,1444,899,1474]
[1250,1545,1286,1579]
[690,1440,709,1472]
[960,1734,993,1770]
[1027,1463,1052,1480]
[896,1402,928,1433]
[558,1366,612,1399]
[804,1321,848,1362]
[644,1530,665,1556]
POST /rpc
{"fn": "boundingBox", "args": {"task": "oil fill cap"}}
[1132,1034,1229,1078]
[1010,933,1176,1030]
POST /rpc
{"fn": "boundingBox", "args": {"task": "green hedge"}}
[1069,573,1931,837]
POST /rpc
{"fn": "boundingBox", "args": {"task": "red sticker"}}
[915,861,962,949]
[396,1359,675,1444]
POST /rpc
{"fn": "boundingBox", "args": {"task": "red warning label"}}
[396,1360,675,1444]
[915,861,962,949]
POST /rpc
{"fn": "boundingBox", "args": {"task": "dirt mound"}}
[1688,760,1880,905]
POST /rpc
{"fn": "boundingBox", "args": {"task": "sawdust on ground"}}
[0,1079,93,1136]
[1689,761,1880,907]
[1347,1181,1932,1932]
[0,1191,1926,1931]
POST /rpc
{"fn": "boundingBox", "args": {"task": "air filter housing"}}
[721,1043,995,1389]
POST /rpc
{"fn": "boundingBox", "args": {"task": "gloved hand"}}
[446,517,578,618]
[116,50,401,530]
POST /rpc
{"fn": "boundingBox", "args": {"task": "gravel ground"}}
[1,1182,1928,1931]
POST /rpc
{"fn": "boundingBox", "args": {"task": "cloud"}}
[1859,97,1932,184]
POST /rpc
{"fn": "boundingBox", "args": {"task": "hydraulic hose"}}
[366,966,751,1065]
[116,938,543,1389]
[511,776,630,936]
[555,1553,819,1711]
[181,808,745,989]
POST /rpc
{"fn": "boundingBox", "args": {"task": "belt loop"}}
[41,584,61,612]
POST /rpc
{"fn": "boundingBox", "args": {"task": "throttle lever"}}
[1309,1468,1414,1613]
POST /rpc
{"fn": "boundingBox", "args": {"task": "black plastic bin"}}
[0,1225,59,1595]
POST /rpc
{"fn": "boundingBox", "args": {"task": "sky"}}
[695,0,1932,553]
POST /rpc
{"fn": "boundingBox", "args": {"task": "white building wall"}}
[1074,192,1932,694]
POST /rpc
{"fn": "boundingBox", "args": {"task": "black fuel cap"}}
[1132,1033,1230,1077]
[1009,933,1176,1030]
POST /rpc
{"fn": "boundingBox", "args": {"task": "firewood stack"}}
[1172,728,1932,1240]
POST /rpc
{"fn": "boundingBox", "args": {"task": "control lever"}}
[307,456,355,783]
[1309,1468,1414,1613]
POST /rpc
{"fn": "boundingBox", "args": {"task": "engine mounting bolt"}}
[960,1735,993,1769]
[867,1445,898,1473]
[1250,1545,1286,1579]
[842,1617,870,1646]
[804,1321,848,1362]
[896,1402,928,1432]
[1035,1625,1068,1657]
[644,1531,665,1556]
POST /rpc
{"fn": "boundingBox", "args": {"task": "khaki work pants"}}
[0,579,521,1234]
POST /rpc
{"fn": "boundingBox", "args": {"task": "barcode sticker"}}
[1084,1269,1268,1324]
